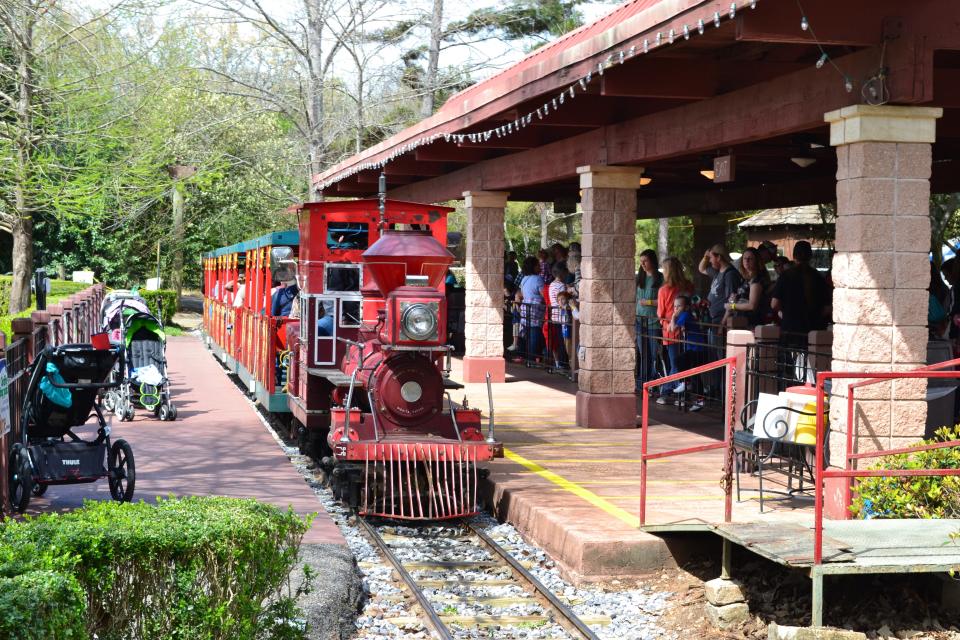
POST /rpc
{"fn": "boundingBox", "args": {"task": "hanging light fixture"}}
[639,176,653,186]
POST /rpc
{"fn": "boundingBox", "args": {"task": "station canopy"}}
[316,0,960,217]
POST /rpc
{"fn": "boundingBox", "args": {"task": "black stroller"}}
[8,344,135,512]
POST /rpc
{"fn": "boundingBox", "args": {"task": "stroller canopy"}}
[102,297,152,331]
[124,311,165,347]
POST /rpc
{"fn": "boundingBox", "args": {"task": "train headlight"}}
[401,303,438,340]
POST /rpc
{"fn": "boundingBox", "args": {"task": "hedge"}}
[139,289,178,325]
[852,425,960,519]
[0,496,312,640]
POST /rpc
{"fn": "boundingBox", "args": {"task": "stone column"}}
[462,190,509,383]
[691,214,729,296]
[575,165,643,429]
[825,105,942,515]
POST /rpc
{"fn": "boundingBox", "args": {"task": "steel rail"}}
[358,518,455,640]
[466,521,602,640]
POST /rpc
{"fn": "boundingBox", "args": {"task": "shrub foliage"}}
[0,496,310,640]
[139,289,178,325]
[852,426,960,519]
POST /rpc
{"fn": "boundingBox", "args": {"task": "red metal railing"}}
[640,355,739,526]
[812,358,960,565]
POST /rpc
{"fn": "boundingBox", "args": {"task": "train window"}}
[314,298,336,366]
[340,300,361,328]
[327,223,369,250]
[325,264,361,293]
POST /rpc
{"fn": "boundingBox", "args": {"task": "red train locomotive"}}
[204,199,502,520]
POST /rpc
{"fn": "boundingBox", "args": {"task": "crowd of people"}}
[503,243,581,372]
[500,238,838,402]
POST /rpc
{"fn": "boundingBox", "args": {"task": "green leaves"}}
[852,425,960,520]
[0,496,312,640]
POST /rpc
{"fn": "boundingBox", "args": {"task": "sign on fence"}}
[0,359,9,437]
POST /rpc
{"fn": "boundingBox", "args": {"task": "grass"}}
[0,277,90,341]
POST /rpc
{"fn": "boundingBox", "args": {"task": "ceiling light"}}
[791,157,817,168]
[700,169,715,180]
[639,176,653,186]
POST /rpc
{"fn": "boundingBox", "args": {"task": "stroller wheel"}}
[32,483,48,497]
[166,404,177,421]
[9,444,32,513]
[123,404,135,422]
[108,439,135,502]
[153,404,162,417]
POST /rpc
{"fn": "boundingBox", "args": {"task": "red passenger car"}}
[286,199,502,519]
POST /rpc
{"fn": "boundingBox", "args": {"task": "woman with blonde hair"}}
[724,246,770,327]
[656,257,694,401]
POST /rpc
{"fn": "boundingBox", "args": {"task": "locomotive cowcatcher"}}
[285,198,502,520]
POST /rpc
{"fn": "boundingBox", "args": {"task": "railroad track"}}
[358,518,607,640]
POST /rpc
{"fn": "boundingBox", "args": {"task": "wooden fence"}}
[0,283,105,515]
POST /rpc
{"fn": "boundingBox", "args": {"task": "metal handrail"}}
[812,357,960,564]
[639,355,740,526]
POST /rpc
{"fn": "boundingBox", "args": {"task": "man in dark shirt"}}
[771,241,830,345]
[698,244,743,325]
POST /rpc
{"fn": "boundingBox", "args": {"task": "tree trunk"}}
[657,218,669,263]
[305,0,326,200]
[10,217,33,314]
[421,0,443,118]
[538,202,550,249]
[9,7,36,314]
[170,183,185,305]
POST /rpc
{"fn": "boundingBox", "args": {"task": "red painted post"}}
[724,360,734,523]
[639,385,649,526]
[814,374,825,565]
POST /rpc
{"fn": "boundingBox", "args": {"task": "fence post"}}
[48,303,64,347]
[61,298,75,345]
[12,318,35,364]
[0,334,8,515]
[808,330,833,374]
[725,330,755,428]
[31,310,51,355]
[754,324,780,395]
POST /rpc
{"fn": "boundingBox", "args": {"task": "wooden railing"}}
[0,283,106,515]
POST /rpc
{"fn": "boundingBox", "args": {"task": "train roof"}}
[203,229,299,259]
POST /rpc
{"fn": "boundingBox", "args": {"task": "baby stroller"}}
[101,293,176,422]
[8,344,135,512]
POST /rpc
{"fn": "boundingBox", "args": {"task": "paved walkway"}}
[27,335,344,545]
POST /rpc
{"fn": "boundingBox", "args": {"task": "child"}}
[507,288,522,352]
[657,294,706,411]
[557,291,573,368]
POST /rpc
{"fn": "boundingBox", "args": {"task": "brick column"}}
[575,165,643,429]
[825,105,942,516]
[462,190,509,383]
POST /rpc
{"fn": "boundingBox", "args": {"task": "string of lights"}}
[317,0,761,193]
[796,0,887,104]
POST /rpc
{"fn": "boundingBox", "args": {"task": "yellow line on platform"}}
[523,458,645,464]
[508,442,642,447]
[503,448,640,528]
[544,480,716,486]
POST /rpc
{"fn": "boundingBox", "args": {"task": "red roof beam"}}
[734,0,888,46]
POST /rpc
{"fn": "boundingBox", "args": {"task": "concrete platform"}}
[455,358,814,583]
[26,335,344,545]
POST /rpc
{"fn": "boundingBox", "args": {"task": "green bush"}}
[0,496,311,640]
[0,571,88,640]
[851,425,960,519]
[140,289,178,325]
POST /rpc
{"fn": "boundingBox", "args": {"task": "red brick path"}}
[27,335,344,545]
